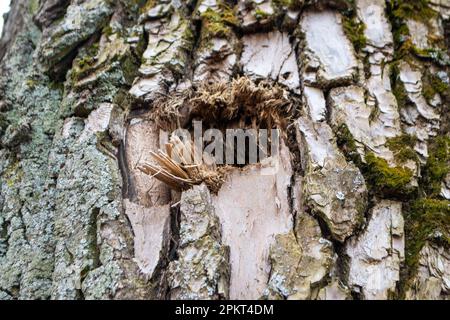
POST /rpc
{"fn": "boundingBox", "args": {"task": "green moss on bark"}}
[200,4,238,40]
[390,62,409,109]
[254,8,270,20]
[139,0,157,14]
[71,43,100,82]
[422,70,450,102]
[334,126,415,198]
[342,16,367,53]
[3,158,23,188]
[386,134,418,164]
[422,136,450,197]
[389,0,436,23]
[335,123,363,167]
[364,152,414,197]
[400,136,450,296]
[403,198,450,287]
[412,47,450,66]
[387,0,449,66]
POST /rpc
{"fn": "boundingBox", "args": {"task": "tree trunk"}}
[0,0,449,300]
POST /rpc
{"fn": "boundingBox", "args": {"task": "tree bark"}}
[0,0,449,300]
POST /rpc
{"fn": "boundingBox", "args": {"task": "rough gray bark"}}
[0,0,449,300]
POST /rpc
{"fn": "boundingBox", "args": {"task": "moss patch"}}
[412,47,450,67]
[71,43,100,82]
[342,16,367,53]
[422,136,450,197]
[254,8,270,20]
[399,136,450,297]
[335,123,362,167]
[200,4,238,40]
[139,0,157,14]
[386,134,418,164]
[422,70,450,102]
[389,0,436,23]
[333,125,416,199]
[403,198,450,283]
[3,158,23,188]
[390,62,409,109]
[102,25,114,37]
[364,152,414,198]
[387,0,448,66]
[28,0,40,15]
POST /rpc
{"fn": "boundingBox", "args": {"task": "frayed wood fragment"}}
[150,77,294,133]
[138,136,230,193]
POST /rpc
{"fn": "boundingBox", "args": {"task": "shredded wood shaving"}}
[138,136,230,193]
[151,77,294,132]
[141,77,294,192]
